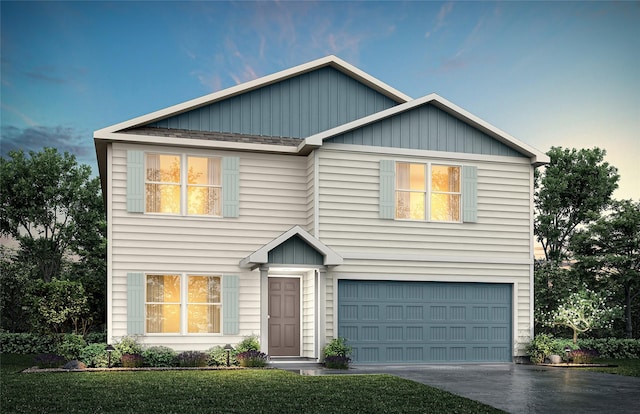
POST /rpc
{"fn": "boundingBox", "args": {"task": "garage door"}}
[337,280,512,363]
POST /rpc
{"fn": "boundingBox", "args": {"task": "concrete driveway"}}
[275,363,640,413]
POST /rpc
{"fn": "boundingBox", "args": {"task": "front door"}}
[268,277,300,356]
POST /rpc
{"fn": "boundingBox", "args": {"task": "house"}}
[94,55,549,363]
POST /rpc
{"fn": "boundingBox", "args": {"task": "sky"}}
[1,1,638,200]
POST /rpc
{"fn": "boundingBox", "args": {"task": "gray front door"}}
[268,277,300,356]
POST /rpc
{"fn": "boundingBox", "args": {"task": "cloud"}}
[0,104,37,127]
[0,125,97,173]
[426,1,454,38]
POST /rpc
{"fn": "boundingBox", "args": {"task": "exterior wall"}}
[109,142,309,350]
[148,66,398,138]
[317,145,534,356]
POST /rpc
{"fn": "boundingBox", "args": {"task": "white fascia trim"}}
[95,55,410,134]
[333,273,524,285]
[239,225,343,268]
[342,252,533,265]
[321,143,533,165]
[94,132,299,154]
[303,93,549,166]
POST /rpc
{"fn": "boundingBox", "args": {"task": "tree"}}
[30,279,90,335]
[544,287,622,343]
[534,147,619,263]
[0,148,106,331]
[0,148,104,282]
[571,200,640,338]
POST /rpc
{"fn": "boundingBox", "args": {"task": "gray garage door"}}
[337,280,512,363]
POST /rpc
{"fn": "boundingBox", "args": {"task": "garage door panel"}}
[338,281,512,363]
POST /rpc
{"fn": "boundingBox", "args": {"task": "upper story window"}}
[395,162,461,222]
[145,153,222,216]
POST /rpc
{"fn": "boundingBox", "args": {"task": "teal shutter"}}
[223,275,240,335]
[462,166,478,223]
[379,160,395,219]
[127,151,145,213]
[127,272,145,335]
[222,157,240,218]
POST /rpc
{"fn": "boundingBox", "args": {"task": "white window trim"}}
[144,272,224,336]
[144,152,223,217]
[395,161,463,223]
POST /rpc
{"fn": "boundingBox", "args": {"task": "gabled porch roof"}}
[240,226,343,269]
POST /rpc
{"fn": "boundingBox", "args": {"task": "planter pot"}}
[548,354,562,364]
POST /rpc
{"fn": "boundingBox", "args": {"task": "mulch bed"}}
[21,366,248,373]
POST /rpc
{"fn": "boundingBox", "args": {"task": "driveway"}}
[274,363,640,413]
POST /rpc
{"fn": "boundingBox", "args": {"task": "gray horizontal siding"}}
[327,104,526,157]
[149,67,398,138]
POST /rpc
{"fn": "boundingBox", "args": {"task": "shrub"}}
[85,332,107,344]
[568,349,599,364]
[576,338,640,359]
[33,353,65,369]
[142,346,177,367]
[207,345,238,366]
[323,337,352,358]
[115,336,143,355]
[79,343,122,368]
[324,355,351,369]
[57,334,87,361]
[527,333,555,364]
[176,351,208,367]
[236,334,260,353]
[121,353,144,368]
[236,350,268,367]
[0,332,57,354]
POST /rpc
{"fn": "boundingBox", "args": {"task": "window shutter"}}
[222,157,240,218]
[127,272,145,335]
[462,165,478,223]
[379,160,395,219]
[222,275,240,335]
[127,150,145,213]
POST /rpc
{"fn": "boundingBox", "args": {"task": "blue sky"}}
[1,1,638,200]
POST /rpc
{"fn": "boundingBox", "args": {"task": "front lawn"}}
[1,354,503,413]
[586,358,640,377]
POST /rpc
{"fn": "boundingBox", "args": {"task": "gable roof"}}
[95,55,411,135]
[239,226,343,269]
[301,93,550,166]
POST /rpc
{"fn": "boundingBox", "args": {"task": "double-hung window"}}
[395,162,461,222]
[145,274,221,334]
[145,153,222,216]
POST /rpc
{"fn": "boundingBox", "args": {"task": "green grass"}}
[584,358,640,377]
[1,354,503,413]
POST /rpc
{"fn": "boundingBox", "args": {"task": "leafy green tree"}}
[543,287,622,343]
[0,148,106,331]
[534,147,619,263]
[571,200,640,338]
[0,247,32,332]
[30,279,90,335]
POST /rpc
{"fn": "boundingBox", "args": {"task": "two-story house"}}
[94,55,548,363]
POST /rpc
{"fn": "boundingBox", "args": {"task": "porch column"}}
[259,265,269,354]
[317,267,328,358]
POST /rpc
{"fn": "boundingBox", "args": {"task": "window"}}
[145,153,222,216]
[395,162,461,222]
[145,274,221,334]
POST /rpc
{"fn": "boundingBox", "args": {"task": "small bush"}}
[115,336,143,355]
[33,353,65,369]
[176,351,208,367]
[576,338,640,359]
[85,332,107,344]
[568,349,599,364]
[324,355,351,369]
[142,346,177,367]
[207,345,238,366]
[323,337,352,358]
[57,334,87,361]
[236,334,260,353]
[527,333,555,364]
[121,353,144,368]
[79,343,122,368]
[237,350,268,367]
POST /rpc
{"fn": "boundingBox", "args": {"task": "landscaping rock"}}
[63,360,87,370]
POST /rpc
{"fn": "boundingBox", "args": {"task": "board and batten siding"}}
[148,66,398,138]
[317,147,534,355]
[109,142,309,350]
